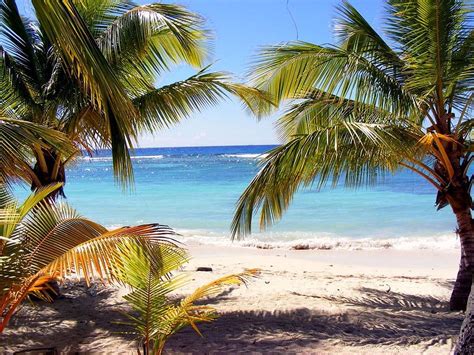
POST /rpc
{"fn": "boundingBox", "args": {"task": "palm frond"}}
[0,117,75,185]
[117,243,189,344]
[0,188,178,332]
[153,268,259,346]
[250,41,414,115]
[41,222,178,284]
[0,183,62,240]
[134,69,273,131]
[0,0,42,94]
[31,0,138,187]
[231,116,421,238]
[180,269,259,308]
[386,0,472,98]
[117,242,258,353]
[335,1,404,80]
[97,2,209,77]
[0,45,37,116]
[275,88,420,140]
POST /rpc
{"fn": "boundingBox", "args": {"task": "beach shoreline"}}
[175,230,461,252]
[1,245,463,354]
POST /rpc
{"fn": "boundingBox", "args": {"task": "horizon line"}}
[132,143,280,150]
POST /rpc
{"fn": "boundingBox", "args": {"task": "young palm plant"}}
[116,243,258,354]
[0,183,179,332]
[0,0,269,195]
[232,0,474,311]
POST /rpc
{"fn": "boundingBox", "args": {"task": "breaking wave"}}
[80,155,164,162]
[221,153,268,159]
[103,226,459,251]
[177,231,459,250]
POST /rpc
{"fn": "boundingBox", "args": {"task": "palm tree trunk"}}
[31,148,66,199]
[156,341,166,355]
[450,208,474,311]
[454,276,474,354]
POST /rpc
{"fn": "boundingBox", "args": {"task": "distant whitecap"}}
[221,153,268,159]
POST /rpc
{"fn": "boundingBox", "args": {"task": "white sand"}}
[0,244,464,354]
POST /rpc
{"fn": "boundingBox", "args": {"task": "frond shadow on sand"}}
[166,287,462,353]
[0,284,463,353]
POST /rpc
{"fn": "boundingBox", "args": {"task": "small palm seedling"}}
[116,244,259,354]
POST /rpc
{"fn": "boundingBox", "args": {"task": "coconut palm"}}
[232,0,474,311]
[0,0,268,196]
[116,243,259,354]
[0,183,180,332]
[0,116,74,185]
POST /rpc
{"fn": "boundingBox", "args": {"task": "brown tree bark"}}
[438,131,474,311]
[454,276,474,354]
[31,148,66,199]
[450,209,474,311]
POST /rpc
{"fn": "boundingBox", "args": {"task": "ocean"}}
[15,145,459,250]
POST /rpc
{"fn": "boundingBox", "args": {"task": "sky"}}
[16,0,386,148]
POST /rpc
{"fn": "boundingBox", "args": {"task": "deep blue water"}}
[14,145,457,248]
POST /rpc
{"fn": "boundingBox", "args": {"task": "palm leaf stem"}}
[399,162,442,190]
[33,144,48,175]
[455,93,474,135]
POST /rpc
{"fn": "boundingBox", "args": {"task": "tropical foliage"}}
[232,0,474,311]
[116,243,258,354]
[0,117,74,185]
[0,183,179,332]
[0,0,269,195]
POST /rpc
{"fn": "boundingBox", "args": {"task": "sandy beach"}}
[0,243,464,354]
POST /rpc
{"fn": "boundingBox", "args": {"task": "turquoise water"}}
[14,145,457,249]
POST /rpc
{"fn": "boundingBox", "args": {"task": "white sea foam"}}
[130,155,164,160]
[79,157,112,162]
[80,155,164,162]
[222,153,268,159]
[102,226,458,251]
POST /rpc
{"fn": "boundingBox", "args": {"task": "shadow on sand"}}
[1,285,463,353]
[0,285,136,353]
[166,287,462,352]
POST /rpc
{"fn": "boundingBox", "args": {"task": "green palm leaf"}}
[31,0,138,187]
[0,186,178,332]
[134,69,273,131]
[231,119,415,237]
[250,41,415,115]
[233,0,473,242]
[97,3,209,73]
[2,0,268,192]
[116,243,258,353]
[0,117,75,185]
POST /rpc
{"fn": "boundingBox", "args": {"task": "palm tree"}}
[117,243,258,354]
[0,0,267,196]
[232,0,474,311]
[0,116,74,185]
[0,183,179,332]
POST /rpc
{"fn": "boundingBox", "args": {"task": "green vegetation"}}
[0,183,180,332]
[0,183,256,351]
[0,117,73,184]
[232,0,474,311]
[2,0,472,351]
[117,244,258,354]
[0,0,261,350]
[0,0,268,196]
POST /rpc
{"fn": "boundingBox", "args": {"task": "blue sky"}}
[17,0,385,147]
